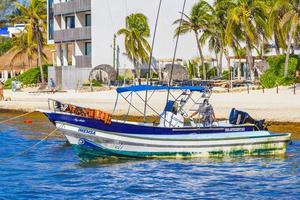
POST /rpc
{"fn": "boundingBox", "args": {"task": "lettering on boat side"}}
[225,127,245,132]
[78,128,96,135]
[74,118,85,123]
[113,142,124,150]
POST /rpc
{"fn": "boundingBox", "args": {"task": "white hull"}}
[56,122,291,158]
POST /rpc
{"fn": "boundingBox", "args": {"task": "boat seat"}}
[164,100,175,112]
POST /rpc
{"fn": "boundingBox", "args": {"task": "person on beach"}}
[190,99,216,127]
[0,81,4,101]
[49,78,56,93]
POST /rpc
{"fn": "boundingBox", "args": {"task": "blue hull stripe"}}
[45,112,255,135]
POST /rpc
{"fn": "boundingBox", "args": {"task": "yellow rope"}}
[0,126,60,164]
[0,111,35,124]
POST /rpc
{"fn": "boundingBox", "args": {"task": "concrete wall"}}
[48,66,91,90]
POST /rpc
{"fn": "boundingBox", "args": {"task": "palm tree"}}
[9,27,36,69]
[267,0,289,55]
[224,0,268,80]
[174,0,213,80]
[11,0,47,84]
[279,0,300,78]
[117,13,151,78]
[199,0,230,77]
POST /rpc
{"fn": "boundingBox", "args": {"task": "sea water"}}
[0,117,299,199]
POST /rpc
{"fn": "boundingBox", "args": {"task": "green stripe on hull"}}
[72,145,286,162]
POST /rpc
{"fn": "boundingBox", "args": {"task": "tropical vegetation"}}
[0,0,299,88]
[0,0,47,85]
[10,0,47,84]
[172,0,300,86]
[117,13,151,79]
[4,65,48,89]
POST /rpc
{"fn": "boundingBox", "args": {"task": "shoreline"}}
[1,110,299,139]
[0,86,300,122]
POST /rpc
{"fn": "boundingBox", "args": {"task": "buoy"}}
[24,119,33,124]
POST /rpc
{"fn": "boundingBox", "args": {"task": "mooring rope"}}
[0,126,60,164]
[0,111,35,124]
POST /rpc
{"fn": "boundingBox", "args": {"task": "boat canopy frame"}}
[113,85,212,125]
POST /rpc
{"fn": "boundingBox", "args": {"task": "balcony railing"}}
[54,27,91,42]
[75,55,92,68]
[53,0,91,15]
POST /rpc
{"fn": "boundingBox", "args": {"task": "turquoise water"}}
[0,119,300,199]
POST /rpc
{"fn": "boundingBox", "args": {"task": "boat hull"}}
[56,122,291,160]
[43,111,256,135]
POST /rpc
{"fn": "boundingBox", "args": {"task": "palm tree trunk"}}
[261,37,265,59]
[274,33,280,55]
[28,56,32,69]
[245,36,253,80]
[35,25,45,84]
[238,57,242,80]
[194,31,206,80]
[284,24,295,78]
[224,48,230,72]
[218,49,223,77]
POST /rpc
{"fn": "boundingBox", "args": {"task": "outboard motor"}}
[229,108,266,130]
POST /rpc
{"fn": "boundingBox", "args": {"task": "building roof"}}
[0,46,54,71]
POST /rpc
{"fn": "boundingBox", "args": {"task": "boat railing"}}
[48,98,68,113]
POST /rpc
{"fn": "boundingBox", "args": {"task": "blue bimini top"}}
[116,85,207,93]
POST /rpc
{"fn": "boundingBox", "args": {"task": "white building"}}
[48,0,200,89]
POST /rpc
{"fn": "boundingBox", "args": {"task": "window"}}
[85,14,91,26]
[49,14,54,40]
[85,42,91,56]
[65,16,75,29]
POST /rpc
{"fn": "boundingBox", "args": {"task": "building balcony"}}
[53,0,91,15]
[75,55,92,68]
[54,27,91,42]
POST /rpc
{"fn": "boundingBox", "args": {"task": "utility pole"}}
[116,45,120,77]
[113,34,116,70]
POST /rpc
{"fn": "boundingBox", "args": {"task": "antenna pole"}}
[164,0,187,125]
[143,0,163,123]
[113,34,116,70]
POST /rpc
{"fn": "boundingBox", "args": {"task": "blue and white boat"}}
[39,85,291,160]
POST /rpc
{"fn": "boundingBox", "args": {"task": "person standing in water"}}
[190,99,216,127]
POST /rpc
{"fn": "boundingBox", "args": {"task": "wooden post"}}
[294,83,296,95]
[262,86,264,93]
[247,84,249,94]
[227,82,230,93]
[276,84,279,94]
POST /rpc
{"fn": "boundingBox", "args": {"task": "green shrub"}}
[4,65,49,89]
[260,55,298,88]
[0,37,13,55]
[207,67,217,79]
[222,70,230,80]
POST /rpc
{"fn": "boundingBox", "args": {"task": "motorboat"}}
[38,85,291,160]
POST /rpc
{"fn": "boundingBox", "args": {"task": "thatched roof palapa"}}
[0,46,54,72]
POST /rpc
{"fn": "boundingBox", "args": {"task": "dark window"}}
[65,16,75,29]
[49,12,54,40]
[85,14,91,26]
[85,42,91,56]
[48,0,54,9]
[48,0,54,40]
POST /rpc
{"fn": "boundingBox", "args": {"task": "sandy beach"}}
[0,86,299,122]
